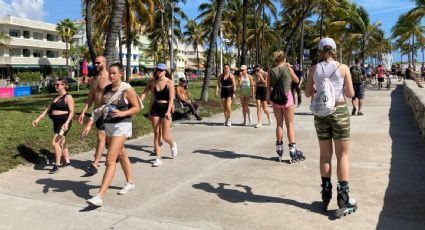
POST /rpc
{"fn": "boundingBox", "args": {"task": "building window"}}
[23,49,30,57]
[33,32,43,40]
[23,31,30,39]
[33,50,43,57]
[133,54,137,60]
[10,48,20,57]
[46,50,58,58]
[9,30,20,38]
[47,34,58,41]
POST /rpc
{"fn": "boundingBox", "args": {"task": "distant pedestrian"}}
[350,58,366,115]
[216,64,236,127]
[32,78,74,174]
[82,63,141,207]
[305,37,357,217]
[238,65,255,126]
[376,64,386,91]
[267,51,305,163]
[253,64,271,128]
[176,77,202,120]
[291,64,304,107]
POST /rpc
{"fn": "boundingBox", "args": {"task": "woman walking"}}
[267,51,304,163]
[253,64,271,128]
[32,78,74,174]
[238,65,255,126]
[216,64,236,127]
[82,63,140,206]
[147,63,178,167]
[305,38,357,217]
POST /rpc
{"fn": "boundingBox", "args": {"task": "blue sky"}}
[0,0,422,62]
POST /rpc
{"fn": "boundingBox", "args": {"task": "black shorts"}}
[50,114,72,136]
[95,118,105,130]
[353,83,365,99]
[256,86,267,101]
[378,78,384,82]
[150,102,169,118]
[221,87,233,99]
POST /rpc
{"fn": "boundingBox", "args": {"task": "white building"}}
[0,16,67,78]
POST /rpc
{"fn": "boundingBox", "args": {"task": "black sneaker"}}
[49,165,59,174]
[85,165,98,176]
[351,107,357,116]
[357,112,364,116]
[60,162,71,168]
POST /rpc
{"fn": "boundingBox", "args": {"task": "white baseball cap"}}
[319,37,336,51]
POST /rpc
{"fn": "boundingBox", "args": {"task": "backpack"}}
[310,63,342,117]
[270,67,289,105]
[351,66,362,84]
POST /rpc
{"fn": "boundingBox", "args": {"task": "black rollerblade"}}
[321,181,332,212]
[335,183,358,218]
[289,143,305,164]
[276,141,283,162]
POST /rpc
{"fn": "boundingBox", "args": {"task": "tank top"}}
[377,67,385,78]
[154,84,169,101]
[313,60,345,103]
[50,94,69,111]
[221,74,233,87]
[240,75,251,89]
[103,84,131,123]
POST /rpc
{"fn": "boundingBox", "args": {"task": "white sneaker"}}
[118,182,135,195]
[171,142,178,158]
[255,123,263,128]
[227,120,232,127]
[224,118,228,126]
[152,157,163,167]
[268,118,272,125]
[87,194,103,207]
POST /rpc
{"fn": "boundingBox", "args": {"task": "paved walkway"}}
[0,82,424,230]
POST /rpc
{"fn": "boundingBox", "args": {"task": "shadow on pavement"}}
[35,178,121,200]
[193,149,274,162]
[16,145,54,170]
[376,85,425,229]
[193,182,327,216]
[179,121,226,127]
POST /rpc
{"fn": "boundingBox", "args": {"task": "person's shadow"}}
[193,149,289,163]
[193,182,335,218]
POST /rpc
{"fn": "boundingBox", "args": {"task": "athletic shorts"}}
[50,114,72,136]
[314,104,350,141]
[221,87,233,99]
[353,83,365,100]
[256,86,267,101]
[240,87,252,98]
[104,122,132,137]
[378,77,384,82]
[95,118,105,130]
[150,102,169,118]
[271,91,294,109]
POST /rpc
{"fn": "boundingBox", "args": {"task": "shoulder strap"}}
[319,62,341,80]
[105,82,131,107]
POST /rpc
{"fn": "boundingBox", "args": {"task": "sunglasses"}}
[54,83,63,87]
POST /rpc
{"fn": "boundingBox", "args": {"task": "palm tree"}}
[184,20,204,79]
[0,32,11,48]
[56,19,78,76]
[406,0,425,22]
[103,0,126,66]
[240,0,248,65]
[82,0,97,65]
[200,0,225,101]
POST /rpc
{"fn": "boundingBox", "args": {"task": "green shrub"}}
[129,79,148,87]
[16,71,41,82]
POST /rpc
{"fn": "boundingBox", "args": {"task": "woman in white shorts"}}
[82,63,141,206]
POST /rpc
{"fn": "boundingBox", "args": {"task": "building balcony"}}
[0,16,57,31]
[0,57,66,66]
[9,38,66,50]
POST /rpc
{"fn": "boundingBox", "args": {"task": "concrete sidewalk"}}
[0,82,424,230]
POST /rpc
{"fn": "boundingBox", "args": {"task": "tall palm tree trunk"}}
[104,0,126,66]
[125,0,131,82]
[299,19,305,68]
[85,0,96,65]
[118,29,123,66]
[253,3,259,65]
[285,1,313,58]
[65,41,69,76]
[161,10,166,64]
[241,0,248,65]
[200,0,225,102]
[196,45,200,78]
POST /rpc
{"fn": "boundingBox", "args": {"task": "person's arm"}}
[258,72,267,85]
[249,75,255,98]
[165,80,175,120]
[305,65,316,98]
[289,68,299,83]
[342,65,355,98]
[140,79,152,101]
[231,74,237,98]
[176,86,184,102]
[111,88,141,118]
[63,95,74,131]
[78,80,96,124]
[32,105,50,127]
[215,75,221,97]
[267,71,272,103]
[298,72,304,87]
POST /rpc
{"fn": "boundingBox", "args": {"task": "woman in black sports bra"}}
[148,64,178,167]
[215,64,236,126]
[32,78,75,174]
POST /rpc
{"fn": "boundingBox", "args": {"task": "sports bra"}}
[154,84,169,101]
[50,94,69,111]
[221,74,233,87]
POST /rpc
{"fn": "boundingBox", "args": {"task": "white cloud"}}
[0,0,47,21]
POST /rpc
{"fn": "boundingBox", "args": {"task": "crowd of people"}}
[31,37,425,217]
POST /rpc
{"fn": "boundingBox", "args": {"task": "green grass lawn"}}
[0,79,237,173]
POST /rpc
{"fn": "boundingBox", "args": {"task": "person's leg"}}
[296,86,302,106]
[221,99,227,121]
[59,137,70,164]
[262,101,271,125]
[351,98,357,115]
[334,140,350,182]
[246,97,251,124]
[152,117,162,158]
[98,135,127,197]
[93,130,106,167]
[358,99,363,114]
[161,118,174,146]
[274,107,284,161]
[51,135,63,166]
[283,106,295,144]
[319,140,333,178]
[118,147,134,184]
[183,101,197,116]
[226,98,232,124]
[291,86,296,105]
[256,99,262,124]
[241,96,247,123]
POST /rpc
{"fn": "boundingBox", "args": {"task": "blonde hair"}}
[273,51,286,64]
[319,45,337,61]
[57,78,69,90]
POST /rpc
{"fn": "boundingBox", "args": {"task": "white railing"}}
[9,38,66,50]
[0,57,66,65]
